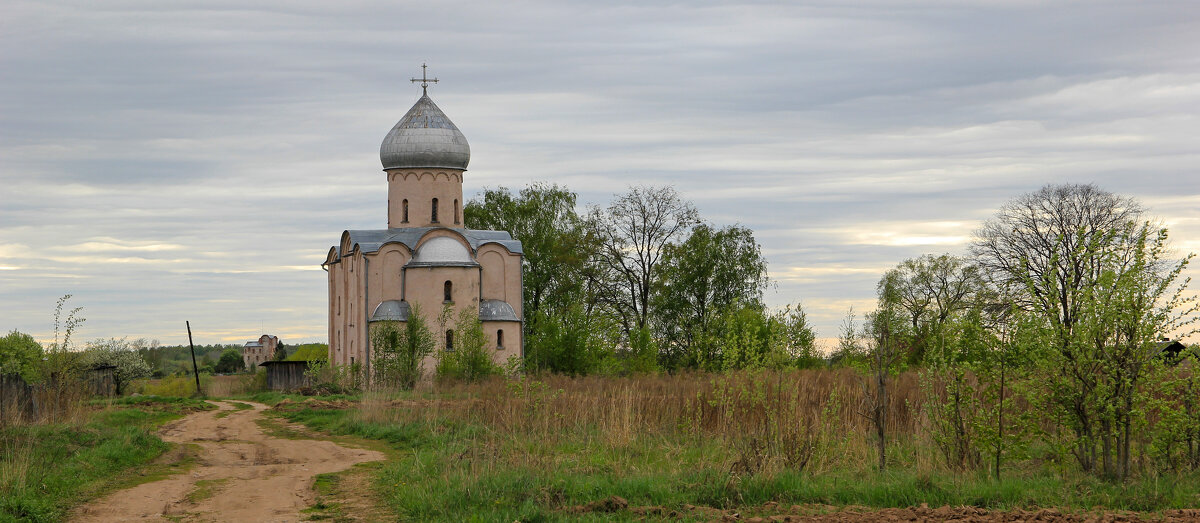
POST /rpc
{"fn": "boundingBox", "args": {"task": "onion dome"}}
[379,94,471,170]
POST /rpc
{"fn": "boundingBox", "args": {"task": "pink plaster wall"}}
[386,169,465,228]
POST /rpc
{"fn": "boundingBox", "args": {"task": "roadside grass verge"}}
[0,396,212,523]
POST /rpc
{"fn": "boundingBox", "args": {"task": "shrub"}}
[0,331,43,383]
[304,360,362,395]
[372,303,435,390]
[214,348,244,374]
[436,308,501,383]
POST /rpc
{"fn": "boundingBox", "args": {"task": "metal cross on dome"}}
[411,63,438,95]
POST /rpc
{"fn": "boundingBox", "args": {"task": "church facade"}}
[323,78,523,375]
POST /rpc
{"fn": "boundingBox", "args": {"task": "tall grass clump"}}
[1,396,211,521]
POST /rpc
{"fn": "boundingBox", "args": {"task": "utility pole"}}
[186,321,202,396]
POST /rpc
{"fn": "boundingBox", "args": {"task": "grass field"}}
[0,396,213,523]
[256,370,1200,521]
[6,368,1197,522]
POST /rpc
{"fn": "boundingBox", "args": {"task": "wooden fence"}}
[1,367,118,426]
[0,373,37,426]
[260,361,312,391]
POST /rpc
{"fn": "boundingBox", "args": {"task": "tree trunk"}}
[876,363,887,472]
[995,353,1005,480]
[1121,390,1132,480]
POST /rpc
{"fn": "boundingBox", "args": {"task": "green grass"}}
[214,401,253,419]
[301,472,348,521]
[184,478,229,503]
[242,391,359,406]
[0,396,213,522]
[272,404,1200,522]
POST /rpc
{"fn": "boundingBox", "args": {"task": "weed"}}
[184,478,229,503]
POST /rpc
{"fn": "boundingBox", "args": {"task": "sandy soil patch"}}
[72,400,383,523]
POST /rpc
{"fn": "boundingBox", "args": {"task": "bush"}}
[214,348,244,374]
[372,304,434,390]
[304,360,362,395]
[524,302,618,376]
[436,309,501,383]
[0,330,43,382]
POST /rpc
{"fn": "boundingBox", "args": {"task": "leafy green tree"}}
[465,183,599,372]
[372,303,436,390]
[653,224,769,369]
[285,343,331,362]
[768,304,820,369]
[974,184,1198,477]
[214,348,244,374]
[1032,222,1196,478]
[860,272,910,472]
[0,330,44,382]
[883,254,986,364]
[624,325,660,374]
[466,183,594,314]
[524,300,618,376]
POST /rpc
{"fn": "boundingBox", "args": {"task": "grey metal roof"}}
[479,299,520,322]
[369,300,410,323]
[332,227,523,262]
[380,94,470,170]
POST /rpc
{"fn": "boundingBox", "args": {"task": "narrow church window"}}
[454,199,460,224]
[445,330,454,351]
[402,199,409,223]
[431,198,439,222]
[497,329,504,349]
[444,280,453,302]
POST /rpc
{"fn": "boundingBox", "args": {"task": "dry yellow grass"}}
[354,369,935,475]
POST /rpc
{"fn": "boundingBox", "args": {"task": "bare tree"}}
[590,185,700,337]
[971,183,1143,349]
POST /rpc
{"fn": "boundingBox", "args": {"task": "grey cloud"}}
[1,0,1197,344]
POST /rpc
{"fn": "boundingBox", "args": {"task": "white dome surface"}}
[412,237,473,264]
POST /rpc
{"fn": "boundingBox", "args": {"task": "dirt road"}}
[73,400,383,523]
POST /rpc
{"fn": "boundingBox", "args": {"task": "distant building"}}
[243,334,279,370]
[323,69,524,378]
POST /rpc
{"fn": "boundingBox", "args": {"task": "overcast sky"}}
[2,0,1198,347]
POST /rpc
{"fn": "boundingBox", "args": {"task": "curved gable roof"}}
[326,227,523,264]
